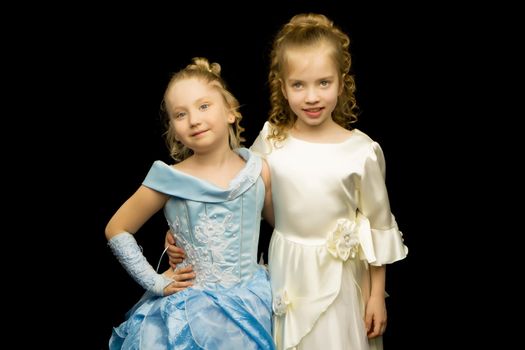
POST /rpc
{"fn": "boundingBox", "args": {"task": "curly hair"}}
[160,57,245,161]
[267,13,359,144]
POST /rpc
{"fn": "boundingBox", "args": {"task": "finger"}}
[170,282,193,293]
[164,279,195,296]
[380,321,387,335]
[167,254,184,264]
[167,246,185,256]
[172,271,195,282]
[367,320,384,338]
[168,244,184,257]
[176,265,194,273]
[166,231,175,244]
[175,280,194,287]
[366,326,378,338]
[171,266,194,279]
[364,314,372,334]
[174,246,186,254]
[371,324,381,338]
[177,272,196,281]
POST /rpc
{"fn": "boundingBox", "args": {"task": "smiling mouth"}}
[303,107,323,112]
[303,107,324,117]
[191,130,208,137]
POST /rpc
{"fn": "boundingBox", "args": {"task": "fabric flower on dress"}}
[272,289,291,316]
[326,218,360,261]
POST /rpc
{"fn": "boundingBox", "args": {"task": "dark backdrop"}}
[37,1,452,348]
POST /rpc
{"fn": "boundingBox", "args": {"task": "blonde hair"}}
[267,13,359,143]
[160,57,245,161]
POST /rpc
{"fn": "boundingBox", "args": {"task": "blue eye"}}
[174,112,186,120]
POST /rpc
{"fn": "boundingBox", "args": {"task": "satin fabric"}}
[251,123,408,350]
[109,148,275,350]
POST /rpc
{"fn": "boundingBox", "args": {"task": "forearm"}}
[108,231,172,295]
[369,265,386,298]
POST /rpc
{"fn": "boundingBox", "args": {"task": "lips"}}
[303,107,324,117]
[191,130,208,137]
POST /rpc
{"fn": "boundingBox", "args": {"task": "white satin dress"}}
[251,122,408,350]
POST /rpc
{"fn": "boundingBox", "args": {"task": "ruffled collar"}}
[142,148,262,202]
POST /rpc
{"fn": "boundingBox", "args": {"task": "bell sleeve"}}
[358,142,408,266]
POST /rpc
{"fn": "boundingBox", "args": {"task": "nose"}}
[188,112,202,127]
[305,87,319,104]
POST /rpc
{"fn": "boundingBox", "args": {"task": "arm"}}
[261,159,274,227]
[165,230,187,269]
[106,185,185,296]
[365,265,387,338]
[359,142,406,337]
[106,185,167,239]
[250,124,274,227]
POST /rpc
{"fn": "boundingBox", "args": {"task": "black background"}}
[18,1,482,348]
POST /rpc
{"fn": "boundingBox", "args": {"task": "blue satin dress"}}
[109,148,275,350]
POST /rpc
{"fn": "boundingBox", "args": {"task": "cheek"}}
[328,94,339,105]
[172,121,185,138]
[286,92,303,106]
[324,89,339,104]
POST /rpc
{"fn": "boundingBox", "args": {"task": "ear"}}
[280,79,288,100]
[227,112,236,124]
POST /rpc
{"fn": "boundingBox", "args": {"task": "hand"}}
[162,265,195,296]
[165,230,186,268]
[365,295,387,338]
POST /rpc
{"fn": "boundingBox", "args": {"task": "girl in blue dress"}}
[106,57,275,350]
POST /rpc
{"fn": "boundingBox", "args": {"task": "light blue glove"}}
[108,232,173,296]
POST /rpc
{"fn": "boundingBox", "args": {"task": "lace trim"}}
[228,160,257,200]
[171,212,240,288]
[108,232,172,295]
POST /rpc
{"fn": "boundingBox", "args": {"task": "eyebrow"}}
[172,96,213,111]
[287,75,336,82]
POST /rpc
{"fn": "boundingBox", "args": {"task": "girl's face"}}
[281,45,341,130]
[165,78,235,153]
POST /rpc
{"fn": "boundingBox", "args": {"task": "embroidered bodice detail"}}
[170,213,241,289]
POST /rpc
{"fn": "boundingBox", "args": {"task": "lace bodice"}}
[142,148,265,290]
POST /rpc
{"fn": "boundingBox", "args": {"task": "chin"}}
[304,117,328,126]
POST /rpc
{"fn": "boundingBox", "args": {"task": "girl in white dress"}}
[249,13,408,350]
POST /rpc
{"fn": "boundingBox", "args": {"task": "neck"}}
[292,118,337,138]
[191,145,237,168]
